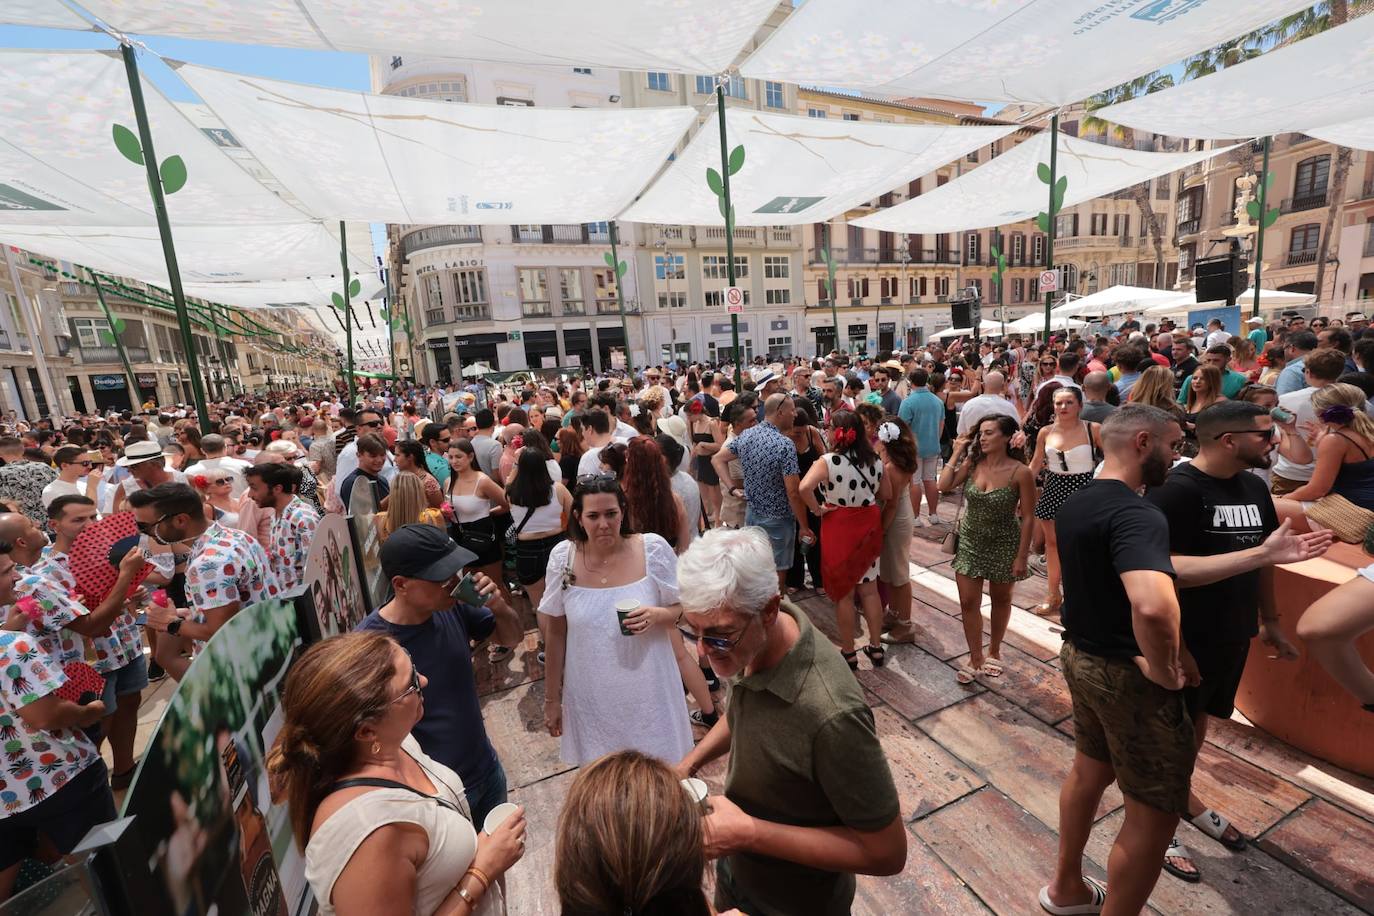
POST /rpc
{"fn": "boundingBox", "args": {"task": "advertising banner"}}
[298,512,368,640]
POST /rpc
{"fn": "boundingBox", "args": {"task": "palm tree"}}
[1181,31,1266,178]
[1083,72,1174,288]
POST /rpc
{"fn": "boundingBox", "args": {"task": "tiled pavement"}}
[114,502,1374,914]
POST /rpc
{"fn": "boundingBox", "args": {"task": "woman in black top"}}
[786,395,826,592]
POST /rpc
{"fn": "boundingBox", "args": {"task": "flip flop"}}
[980,657,1004,677]
[1190,809,1246,851]
[1038,876,1106,915]
[955,664,978,685]
[1162,837,1201,883]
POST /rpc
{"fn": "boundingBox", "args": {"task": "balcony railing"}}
[453,303,490,321]
[78,345,150,362]
[521,301,552,317]
[701,226,761,244]
[561,300,585,315]
[1285,249,1319,267]
[510,224,605,244]
[402,224,482,256]
[0,329,10,350]
[807,247,964,266]
[425,308,446,325]
[1052,235,1135,250]
[1176,217,1201,236]
[1282,191,1329,214]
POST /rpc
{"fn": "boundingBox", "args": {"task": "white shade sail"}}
[177,63,697,226]
[935,320,1004,338]
[1051,284,1182,318]
[4,0,90,29]
[738,0,1313,106]
[1143,288,1317,315]
[1007,313,1087,333]
[1096,15,1374,140]
[853,133,1237,235]
[619,108,1015,227]
[1308,117,1374,152]
[8,0,779,76]
[0,51,310,227]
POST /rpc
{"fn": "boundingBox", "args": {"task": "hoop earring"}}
[371,741,381,756]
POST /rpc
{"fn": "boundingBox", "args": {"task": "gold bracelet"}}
[464,866,490,893]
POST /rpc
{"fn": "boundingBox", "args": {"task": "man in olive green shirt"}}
[676,528,906,916]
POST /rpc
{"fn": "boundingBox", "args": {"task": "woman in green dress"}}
[937,414,1036,685]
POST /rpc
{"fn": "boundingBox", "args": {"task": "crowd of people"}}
[0,305,1371,914]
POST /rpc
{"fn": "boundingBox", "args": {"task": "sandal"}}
[1038,876,1106,915]
[862,644,886,668]
[881,622,917,645]
[841,650,859,672]
[1162,837,1201,883]
[980,657,1004,678]
[955,664,978,685]
[487,644,513,664]
[1032,601,1062,617]
[689,708,719,728]
[1189,809,1246,851]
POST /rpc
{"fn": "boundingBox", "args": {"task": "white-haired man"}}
[675,527,905,915]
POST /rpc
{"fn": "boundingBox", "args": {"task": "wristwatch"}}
[166,618,183,636]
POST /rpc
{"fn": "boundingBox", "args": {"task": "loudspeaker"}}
[950,299,972,329]
[1194,253,1248,303]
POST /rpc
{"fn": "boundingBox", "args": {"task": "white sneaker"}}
[914,516,929,528]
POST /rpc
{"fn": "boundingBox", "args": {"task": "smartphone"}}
[1270,406,1295,424]
[450,573,487,606]
[133,612,149,626]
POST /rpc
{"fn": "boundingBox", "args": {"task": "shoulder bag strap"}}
[1085,421,1102,465]
[843,454,878,498]
[327,777,462,813]
[511,504,536,538]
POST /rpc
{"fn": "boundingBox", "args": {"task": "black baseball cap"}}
[379,524,476,581]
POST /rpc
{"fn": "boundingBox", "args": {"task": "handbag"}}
[940,486,968,555]
[503,506,536,572]
[456,517,496,549]
[1305,493,1374,544]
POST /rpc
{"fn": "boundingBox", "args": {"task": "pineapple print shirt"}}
[0,630,100,815]
[185,523,281,646]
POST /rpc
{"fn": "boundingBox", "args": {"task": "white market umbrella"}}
[1007,313,1088,334]
[1051,285,1182,318]
[934,320,1004,339]
[1142,288,1316,316]
[461,362,494,377]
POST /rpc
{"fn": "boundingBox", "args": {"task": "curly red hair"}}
[621,436,680,544]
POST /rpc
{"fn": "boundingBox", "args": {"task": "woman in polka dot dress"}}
[800,410,890,672]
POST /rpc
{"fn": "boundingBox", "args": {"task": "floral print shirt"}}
[26,552,143,675]
[0,461,57,527]
[185,523,282,641]
[0,630,100,815]
[15,568,91,668]
[269,497,318,594]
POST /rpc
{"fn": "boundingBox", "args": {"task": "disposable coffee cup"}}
[615,599,639,636]
[681,777,709,813]
[483,801,520,835]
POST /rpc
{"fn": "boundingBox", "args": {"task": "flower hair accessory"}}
[877,422,900,444]
[629,402,642,418]
[510,435,524,450]
[1319,404,1357,425]
[191,474,209,489]
[833,426,858,448]
[687,398,704,415]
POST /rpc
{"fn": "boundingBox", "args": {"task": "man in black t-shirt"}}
[1043,405,1194,916]
[1146,401,1332,881]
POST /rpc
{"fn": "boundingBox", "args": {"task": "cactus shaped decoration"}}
[1247,171,1279,229]
[602,251,628,279]
[990,244,1008,289]
[820,247,837,299]
[113,124,187,194]
[331,278,362,311]
[706,144,745,231]
[1035,162,1067,235]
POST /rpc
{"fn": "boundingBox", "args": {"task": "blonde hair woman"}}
[1277,383,1374,536]
[377,473,443,541]
[1127,364,1177,411]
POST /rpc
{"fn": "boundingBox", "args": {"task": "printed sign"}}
[300,513,368,639]
[1038,269,1059,293]
[725,286,745,313]
[753,195,824,215]
[92,374,126,390]
[0,183,65,211]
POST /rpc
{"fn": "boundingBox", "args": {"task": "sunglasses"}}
[576,471,616,485]
[678,616,755,654]
[1211,427,1277,441]
[209,477,232,485]
[360,420,383,428]
[136,513,171,535]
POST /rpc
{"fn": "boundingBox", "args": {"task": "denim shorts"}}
[99,654,150,711]
[745,509,795,571]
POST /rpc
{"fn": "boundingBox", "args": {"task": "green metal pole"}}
[715,84,742,388]
[1043,113,1059,342]
[826,224,840,356]
[120,43,209,432]
[208,303,230,398]
[85,268,142,409]
[339,221,356,402]
[995,227,1006,338]
[385,267,397,382]
[610,220,631,370]
[1252,136,1271,318]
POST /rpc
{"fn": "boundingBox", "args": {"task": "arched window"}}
[1293,155,1330,202]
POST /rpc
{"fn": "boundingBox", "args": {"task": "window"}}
[1293,155,1331,199]
[969,279,983,297]
[842,112,860,121]
[559,269,584,313]
[1012,234,1024,263]
[1012,278,1025,302]
[454,268,488,305]
[586,221,610,242]
[807,108,827,119]
[765,288,791,305]
[497,97,533,107]
[966,232,980,263]
[702,255,727,280]
[694,75,714,94]
[724,79,747,100]
[647,72,671,92]
[764,81,784,109]
[1033,235,1045,263]
[966,148,979,163]
[395,79,467,102]
[705,289,749,307]
[655,254,685,280]
[767,336,792,360]
[708,341,753,363]
[732,255,749,279]
[763,255,789,279]
[519,267,548,302]
[1090,213,1108,236]
[846,277,869,300]
[658,291,687,309]
[936,276,950,297]
[391,56,403,70]
[572,67,592,75]
[424,273,444,308]
[71,317,111,349]
[1289,224,1320,253]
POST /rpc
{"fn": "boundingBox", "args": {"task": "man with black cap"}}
[356,524,522,825]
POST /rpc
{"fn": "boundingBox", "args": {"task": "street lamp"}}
[899,234,911,350]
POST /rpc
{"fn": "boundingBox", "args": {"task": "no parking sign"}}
[725,286,745,313]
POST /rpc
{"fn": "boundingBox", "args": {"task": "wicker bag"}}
[1305,493,1374,544]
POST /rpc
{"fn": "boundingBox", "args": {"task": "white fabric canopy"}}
[11,0,778,75]
[178,63,695,225]
[1143,288,1317,315]
[1097,14,1374,140]
[853,133,1237,234]
[1007,313,1087,333]
[3,0,90,29]
[0,51,310,227]
[619,108,1015,226]
[1309,118,1374,152]
[935,320,1003,338]
[1051,285,1182,318]
[738,0,1312,106]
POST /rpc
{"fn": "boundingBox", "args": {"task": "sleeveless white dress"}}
[304,736,505,916]
[538,533,693,766]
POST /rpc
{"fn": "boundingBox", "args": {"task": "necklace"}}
[583,546,613,584]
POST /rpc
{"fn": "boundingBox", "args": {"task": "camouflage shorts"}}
[1060,642,1196,817]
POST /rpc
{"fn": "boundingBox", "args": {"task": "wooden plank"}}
[900,604,977,661]
[947,644,1072,726]
[853,826,993,915]
[914,787,1108,916]
[1259,799,1374,912]
[479,680,575,790]
[910,570,1063,662]
[505,769,579,916]
[858,642,985,721]
[1188,741,1312,839]
[919,693,1122,827]
[1083,807,1362,916]
[872,705,984,819]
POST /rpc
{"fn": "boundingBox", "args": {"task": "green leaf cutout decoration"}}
[1264,171,1275,190]
[112,318,127,334]
[379,306,390,321]
[1037,162,1052,184]
[998,254,1007,273]
[98,329,115,346]
[1262,207,1279,229]
[990,245,1000,261]
[1246,199,1261,220]
[1036,212,1051,234]
[728,145,745,176]
[113,124,143,165]
[159,155,187,195]
[331,291,345,310]
[706,167,723,197]
[349,278,361,297]
[615,259,628,278]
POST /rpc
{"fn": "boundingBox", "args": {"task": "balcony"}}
[1181,161,1207,188]
[425,307,446,325]
[521,301,552,318]
[700,226,761,245]
[768,227,798,246]
[561,300,585,316]
[509,224,606,245]
[807,247,962,266]
[1052,235,1135,250]
[1176,217,1201,237]
[452,303,490,321]
[78,345,151,363]
[402,224,482,256]
[1282,191,1329,214]
[1285,249,1319,268]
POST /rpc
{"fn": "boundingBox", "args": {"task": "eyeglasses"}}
[391,665,422,705]
[678,616,755,654]
[136,513,171,535]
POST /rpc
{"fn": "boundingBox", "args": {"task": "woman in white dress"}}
[538,475,694,765]
[271,631,525,916]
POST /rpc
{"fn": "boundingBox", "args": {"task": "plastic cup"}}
[615,599,639,636]
[483,801,520,835]
[681,777,709,813]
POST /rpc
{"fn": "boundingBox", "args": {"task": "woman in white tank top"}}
[1028,387,1101,617]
